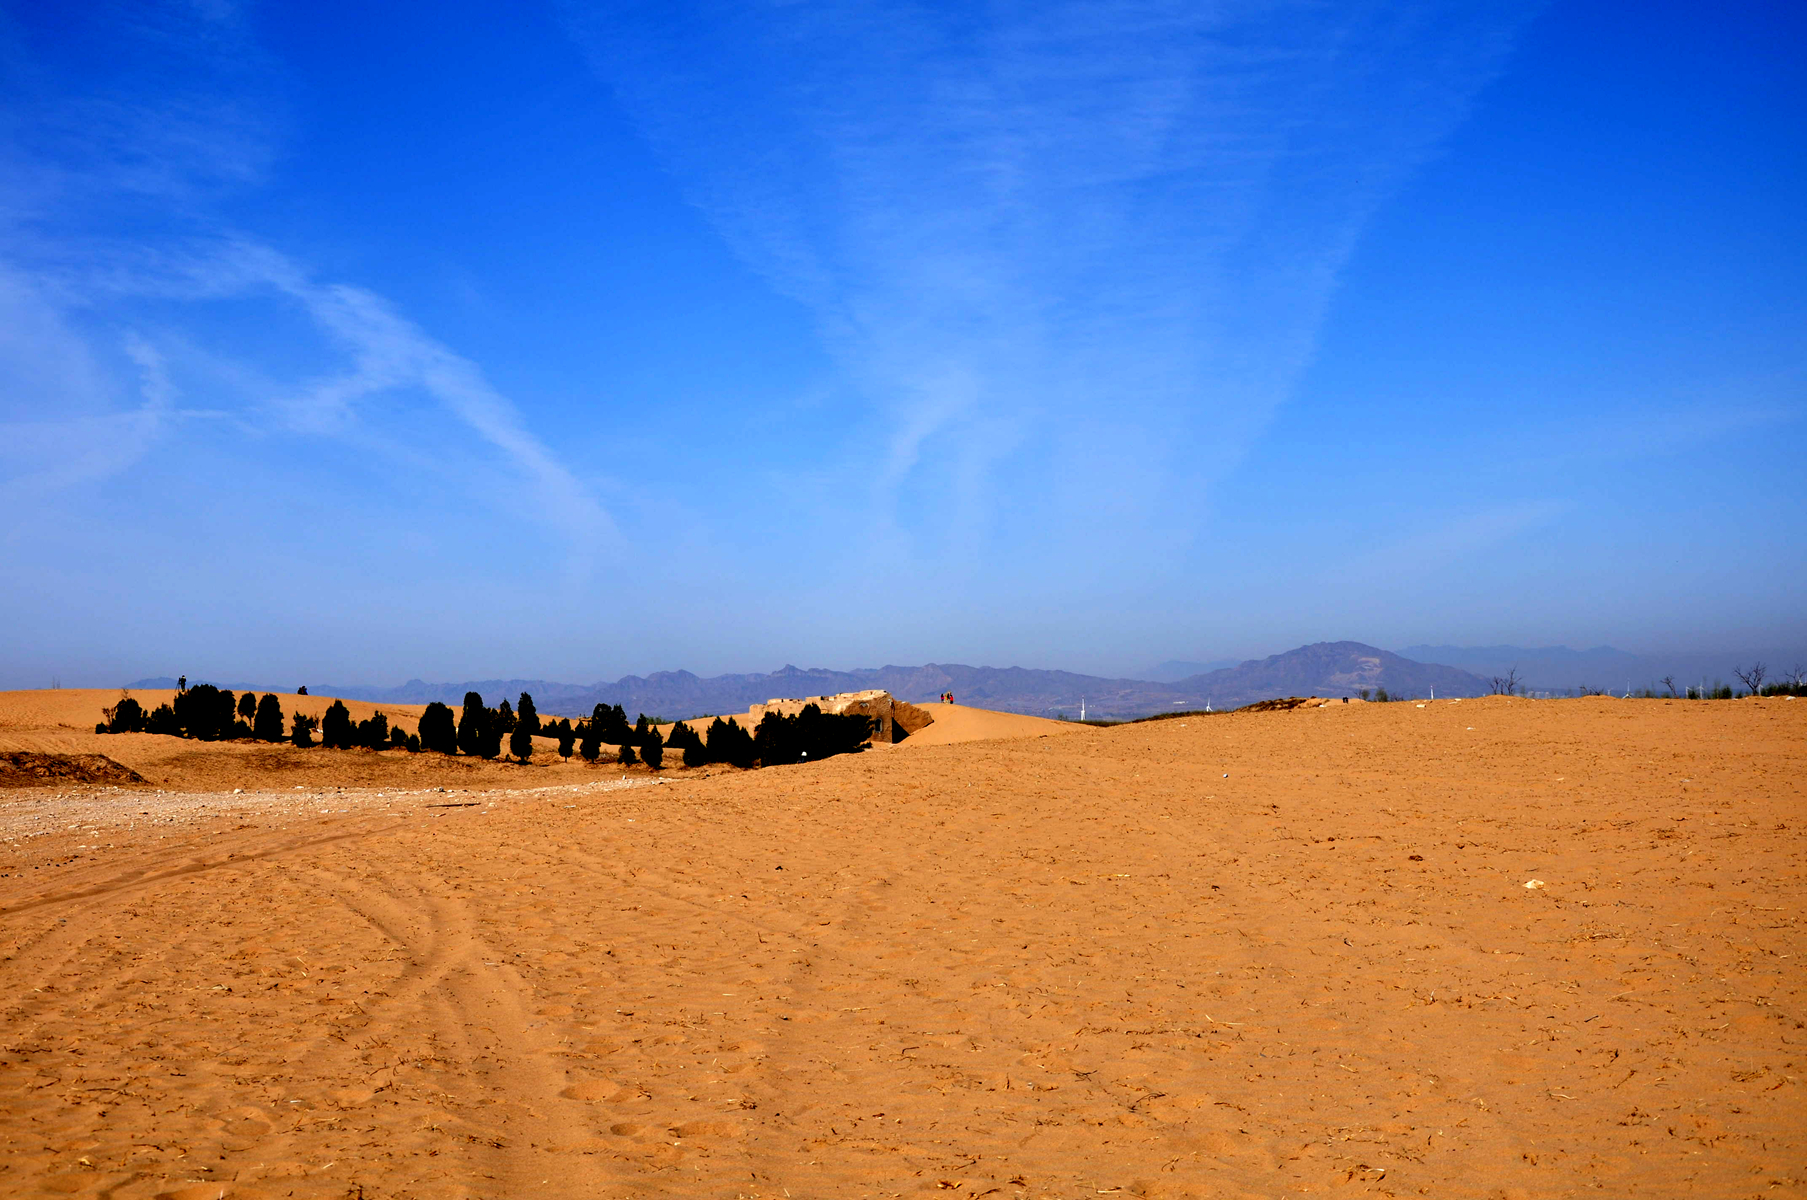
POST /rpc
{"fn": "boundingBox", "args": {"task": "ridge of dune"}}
[891,701,1084,745]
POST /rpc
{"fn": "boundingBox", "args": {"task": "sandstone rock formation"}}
[745,690,933,744]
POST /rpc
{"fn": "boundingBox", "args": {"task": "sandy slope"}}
[0,695,1802,1199]
[892,702,1080,746]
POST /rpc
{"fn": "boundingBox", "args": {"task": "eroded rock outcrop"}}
[746,690,933,744]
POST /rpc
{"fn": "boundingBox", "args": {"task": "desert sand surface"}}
[1,693,1802,1199]
[882,702,1080,747]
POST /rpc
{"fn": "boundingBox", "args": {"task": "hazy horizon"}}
[102,638,1807,701]
[4,1,1802,690]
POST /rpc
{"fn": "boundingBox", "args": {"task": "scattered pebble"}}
[0,776,662,838]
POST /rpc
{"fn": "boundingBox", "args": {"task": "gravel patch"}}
[0,775,669,841]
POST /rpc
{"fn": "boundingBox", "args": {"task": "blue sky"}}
[1,0,1801,689]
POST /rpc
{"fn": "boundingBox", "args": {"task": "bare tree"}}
[1733,662,1767,696]
[1489,666,1520,696]
[1785,664,1806,689]
[1660,675,1677,698]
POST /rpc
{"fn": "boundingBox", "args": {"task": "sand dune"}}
[0,694,1801,1198]
[890,701,1081,745]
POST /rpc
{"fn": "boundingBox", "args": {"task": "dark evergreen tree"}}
[418,702,457,754]
[253,693,284,742]
[579,706,604,761]
[745,705,872,768]
[478,708,505,759]
[389,725,408,750]
[704,717,732,764]
[666,721,705,767]
[290,711,317,747]
[457,692,486,757]
[321,700,356,749]
[496,699,517,737]
[405,733,421,752]
[355,711,389,750]
[705,717,756,768]
[633,714,650,746]
[146,703,180,736]
[642,727,664,771]
[618,741,638,766]
[237,692,257,725]
[795,703,873,762]
[510,719,534,763]
[208,687,235,739]
[517,693,540,738]
[754,711,795,766]
[557,723,576,759]
[596,703,632,745]
[104,697,147,734]
[174,684,236,741]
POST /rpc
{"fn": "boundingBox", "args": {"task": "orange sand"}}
[886,701,1081,746]
[0,692,1802,1199]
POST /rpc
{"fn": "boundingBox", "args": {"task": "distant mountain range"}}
[1140,659,1239,683]
[330,644,1496,719]
[128,638,1799,721]
[132,641,1485,721]
[1178,643,1487,707]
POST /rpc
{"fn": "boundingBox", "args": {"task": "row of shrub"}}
[658,705,872,768]
[99,685,289,742]
[100,688,569,760]
[1629,681,1807,700]
[99,685,873,770]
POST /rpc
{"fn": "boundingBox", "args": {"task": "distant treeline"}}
[99,685,316,744]
[1485,660,1806,700]
[97,684,875,769]
[662,705,872,768]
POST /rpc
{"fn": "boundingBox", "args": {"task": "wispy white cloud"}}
[0,236,618,555]
[209,239,617,551]
[0,1,275,225]
[0,366,168,499]
[566,0,1535,572]
[0,1,614,561]
[268,262,619,552]
[0,265,165,498]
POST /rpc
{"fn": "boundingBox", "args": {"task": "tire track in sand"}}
[289,863,622,1197]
